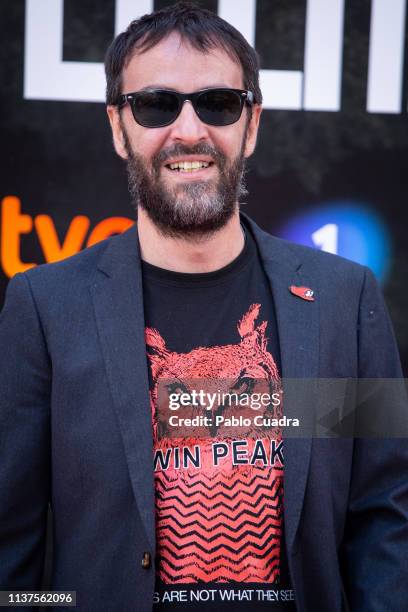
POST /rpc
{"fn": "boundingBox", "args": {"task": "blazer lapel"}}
[242,213,320,552]
[90,224,155,551]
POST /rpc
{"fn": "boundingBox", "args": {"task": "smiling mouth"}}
[165,160,214,173]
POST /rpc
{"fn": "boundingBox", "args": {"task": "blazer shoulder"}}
[284,237,366,275]
[22,224,137,290]
[257,225,368,284]
[243,212,368,284]
[277,237,371,301]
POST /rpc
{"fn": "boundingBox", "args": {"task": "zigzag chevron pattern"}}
[155,438,283,584]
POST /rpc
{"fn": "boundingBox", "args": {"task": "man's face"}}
[107,33,262,238]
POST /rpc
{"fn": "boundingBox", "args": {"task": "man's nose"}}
[168,100,210,143]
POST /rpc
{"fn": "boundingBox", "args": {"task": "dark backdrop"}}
[1,0,407,372]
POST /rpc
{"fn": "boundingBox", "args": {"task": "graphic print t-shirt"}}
[142,225,295,610]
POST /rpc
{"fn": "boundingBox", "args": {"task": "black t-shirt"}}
[142,225,295,610]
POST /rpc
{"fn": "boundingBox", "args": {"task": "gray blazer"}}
[1,212,407,611]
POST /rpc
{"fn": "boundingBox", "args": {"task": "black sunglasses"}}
[117,87,254,128]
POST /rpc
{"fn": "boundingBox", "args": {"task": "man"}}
[1,3,407,611]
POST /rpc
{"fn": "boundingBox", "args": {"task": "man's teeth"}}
[168,161,210,172]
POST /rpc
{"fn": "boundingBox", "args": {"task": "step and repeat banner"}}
[1,0,407,371]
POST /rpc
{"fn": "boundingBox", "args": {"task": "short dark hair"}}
[104,1,262,106]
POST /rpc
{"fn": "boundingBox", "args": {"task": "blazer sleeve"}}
[341,267,408,611]
[0,272,51,589]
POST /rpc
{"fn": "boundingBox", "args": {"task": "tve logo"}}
[24,0,407,113]
[0,196,133,278]
[278,202,392,283]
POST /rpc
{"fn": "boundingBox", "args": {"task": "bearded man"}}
[1,3,407,611]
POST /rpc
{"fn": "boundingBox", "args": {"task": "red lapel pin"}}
[289,285,315,301]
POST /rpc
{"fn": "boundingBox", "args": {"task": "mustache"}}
[152,143,227,173]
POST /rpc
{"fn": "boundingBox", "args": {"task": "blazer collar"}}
[92,213,319,553]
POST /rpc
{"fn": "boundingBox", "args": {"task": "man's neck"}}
[136,207,245,273]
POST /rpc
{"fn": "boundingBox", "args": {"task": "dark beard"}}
[124,138,248,239]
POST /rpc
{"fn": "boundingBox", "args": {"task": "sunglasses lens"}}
[196,90,243,126]
[131,91,179,127]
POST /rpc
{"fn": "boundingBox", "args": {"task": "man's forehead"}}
[121,32,244,92]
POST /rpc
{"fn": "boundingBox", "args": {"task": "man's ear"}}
[244,104,262,158]
[106,105,128,159]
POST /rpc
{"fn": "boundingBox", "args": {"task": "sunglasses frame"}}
[117,87,254,128]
